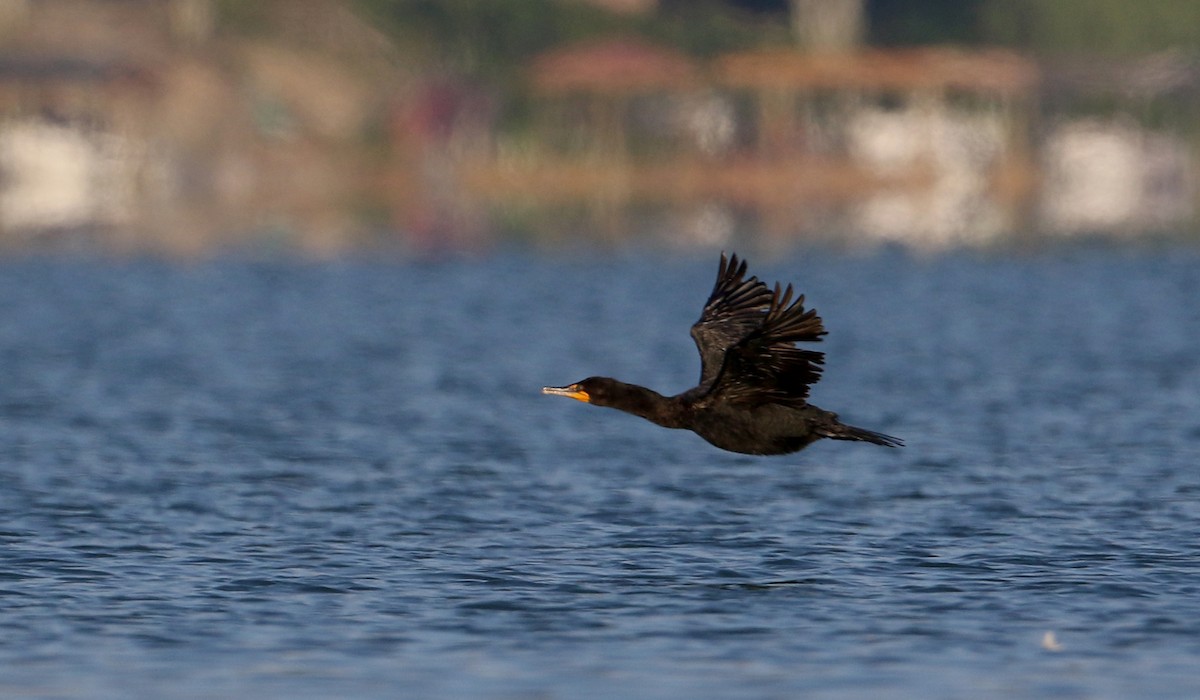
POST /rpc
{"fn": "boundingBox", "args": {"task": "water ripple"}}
[0,251,1199,698]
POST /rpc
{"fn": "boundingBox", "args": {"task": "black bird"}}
[542,253,902,455]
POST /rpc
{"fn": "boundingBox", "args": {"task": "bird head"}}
[541,377,615,406]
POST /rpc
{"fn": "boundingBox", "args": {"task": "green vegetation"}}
[355,0,626,78]
[871,0,1200,54]
[868,0,988,46]
[354,0,791,82]
[979,0,1200,55]
[650,0,794,57]
[213,0,275,36]
[346,0,1200,82]
[351,0,1200,80]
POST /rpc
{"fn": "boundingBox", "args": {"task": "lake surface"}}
[2,246,1199,699]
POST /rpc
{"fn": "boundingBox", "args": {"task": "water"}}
[2,246,1199,699]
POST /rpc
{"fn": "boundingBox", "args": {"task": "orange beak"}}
[541,384,591,403]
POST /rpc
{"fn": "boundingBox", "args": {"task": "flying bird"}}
[543,253,902,455]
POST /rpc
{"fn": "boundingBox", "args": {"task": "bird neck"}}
[604,381,687,430]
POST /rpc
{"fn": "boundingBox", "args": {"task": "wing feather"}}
[689,253,773,392]
[710,281,828,406]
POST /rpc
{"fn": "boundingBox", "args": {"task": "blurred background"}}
[2,0,1200,255]
[7,7,1200,698]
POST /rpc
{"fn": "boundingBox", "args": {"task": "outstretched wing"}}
[710,281,827,406]
[690,253,774,392]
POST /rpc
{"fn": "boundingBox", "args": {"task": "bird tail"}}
[819,422,904,448]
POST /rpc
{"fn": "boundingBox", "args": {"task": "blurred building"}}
[465,44,1039,248]
[1040,120,1193,235]
[0,0,413,254]
[0,58,154,236]
[0,0,1196,254]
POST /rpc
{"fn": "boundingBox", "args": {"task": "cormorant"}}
[542,253,902,455]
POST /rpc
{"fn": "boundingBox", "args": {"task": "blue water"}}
[2,247,1199,699]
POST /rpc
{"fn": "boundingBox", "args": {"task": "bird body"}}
[543,253,901,456]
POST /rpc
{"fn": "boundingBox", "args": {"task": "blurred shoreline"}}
[1,1,1198,257]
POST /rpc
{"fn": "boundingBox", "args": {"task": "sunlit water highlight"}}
[2,247,1199,698]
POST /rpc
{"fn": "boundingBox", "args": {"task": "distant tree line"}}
[353,0,793,82]
[349,0,1200,80]
[873,0,1200,54]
